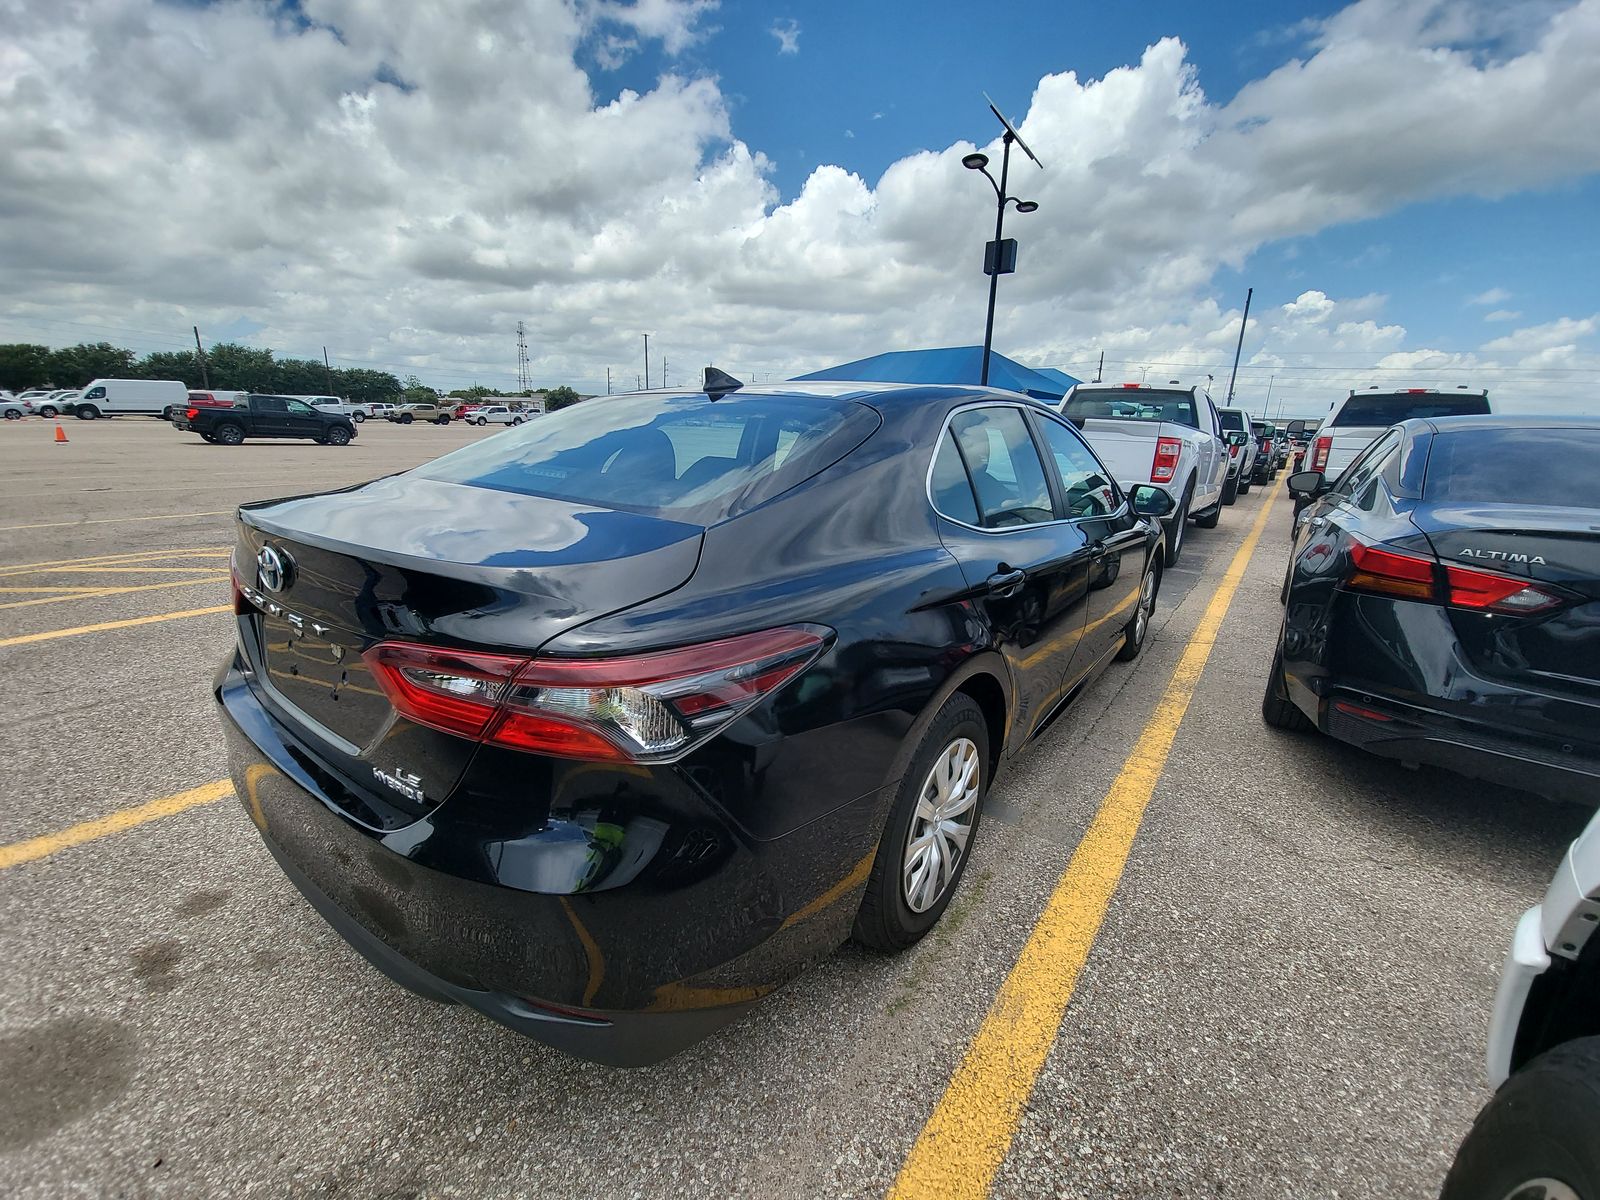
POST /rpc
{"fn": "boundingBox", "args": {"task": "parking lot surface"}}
[1,417,1589,1198]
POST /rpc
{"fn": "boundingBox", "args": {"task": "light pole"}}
[965,96,1042,387]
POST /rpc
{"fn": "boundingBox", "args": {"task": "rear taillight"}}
[231,561,250,614]
[185,407,199,420]
[1344,540,1569,615]
[1151,436,1182,483]
[363,626,828,763]
[1346,542,1437,601]
[1442,563,1567,615]
[1228,444,1241,460]
[1311,435,1332,472]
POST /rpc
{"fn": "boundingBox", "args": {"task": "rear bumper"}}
[217,663,884,1066]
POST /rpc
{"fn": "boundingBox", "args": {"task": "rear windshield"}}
[1423,427,1600,507]
[1218,411,1247,433]
[1252,422,1277,439]
[1333,392,1489,427]
[1063,390,1198,429]
[414,392,879,524]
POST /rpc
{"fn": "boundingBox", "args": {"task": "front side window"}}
[1218,411,1247,434]
[85,386,106,399]
[1035,417,1118,518]
[286,400,314,416]
[947,408,1055,528]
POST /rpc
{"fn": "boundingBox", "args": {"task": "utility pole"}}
[643,334,650,390]
[606,367,611,395]
[193,326,209,388]
[1263,373,1275,418]
[1225,286,1253,404]
[1094,351,1103,383]
[322,346,334,395]
[662,358,668,388]
[636,374,642,390]
[516,322,531,393]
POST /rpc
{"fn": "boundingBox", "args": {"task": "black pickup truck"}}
[171,394,358,446]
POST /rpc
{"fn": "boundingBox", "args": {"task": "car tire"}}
[1261,647,1314,732]
[3,409,19,421]
[1164,480,1193,567]
[325,425,351,446]
[38,405,59,418]
[1442,1038,1600,1200]
[1221,473,1239,505]
[1194,498,1221,529]
[473,417,487,426]
[512,416,524,425]
[214,423,245,446]
[75,405,99,420]
[352,411,365,423]
[853,692,990,953]
[400,414,413,424]
[437,415,450,425]
[1116,554,1161,662]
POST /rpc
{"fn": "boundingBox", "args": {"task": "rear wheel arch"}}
[954,672,1007,781]
[1512,933,1600,1076]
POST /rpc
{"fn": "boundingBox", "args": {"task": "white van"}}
[72,378,189,420]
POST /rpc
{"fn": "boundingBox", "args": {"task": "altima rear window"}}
[1063,390,1198,429]
[413,392,879,524]
[1423,428,1600,506]
[1333,393,1490,426]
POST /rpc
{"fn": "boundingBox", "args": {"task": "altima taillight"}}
[364,627,828,763]
[1344,541,1569,615]
[1151,437,1182,482]
[1312,435,1332,472]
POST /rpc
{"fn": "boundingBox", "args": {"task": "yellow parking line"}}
[0,586,109,594]
[0,780,234,870]
[0,604,231,647]
[0,509,232,532]
[0,576,228,610]
[0,547,229,576]
[888,486,1280,1200]
[40,566,230,574]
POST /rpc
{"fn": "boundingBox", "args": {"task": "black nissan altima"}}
[217,377,1172,1064]
[1266,415,1600,804]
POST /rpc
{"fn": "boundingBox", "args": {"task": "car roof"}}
[1403,414,1600,434]
[614,381,1060,410]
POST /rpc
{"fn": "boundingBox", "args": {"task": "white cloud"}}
[1469,286,1513,305]
[770,17,801,55]
[1483,308,1521,322]
[1,0,1597,415]
[1481,314,1599,352]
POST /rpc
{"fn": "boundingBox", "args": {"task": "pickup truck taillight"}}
[1311,435,1332,472]
[1151,437,1182,483]
[185,407,199,421]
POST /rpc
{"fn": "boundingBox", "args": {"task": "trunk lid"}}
[1409,502,1600,700]
[233,475,704,820]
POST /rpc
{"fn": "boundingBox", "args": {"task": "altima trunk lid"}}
[232,475,704,821]
[1409,502,1600,701]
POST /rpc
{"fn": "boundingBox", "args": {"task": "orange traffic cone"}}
[54,422,68,443]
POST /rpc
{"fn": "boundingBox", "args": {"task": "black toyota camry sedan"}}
[217,377,1172,1064]
[1266,415,1600,804]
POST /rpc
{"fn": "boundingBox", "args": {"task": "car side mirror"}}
[1286,470,1328,499]
[1129,484,1175,517]
[1226,431,1249,447]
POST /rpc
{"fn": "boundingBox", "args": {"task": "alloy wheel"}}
[902,736,980,913]
[1499,1182,1581,1200]
[1134,563,1156,645]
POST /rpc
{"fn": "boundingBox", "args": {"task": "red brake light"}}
[1151,436,1182,483]
[1311,435,1332,472]
[1442,563,1567,615]
[1345,541,1437,602]
[362,627,827,763]
[1404,388,1428,394]
[1121,383,1142,389]
[185,407,200,420]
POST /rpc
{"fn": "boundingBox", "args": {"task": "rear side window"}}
[1333,392,1490,426]
[1063,390,1198,429]
[947,408,1055,528]
[929,436,980,526]
[1423,428,1600,506]
[254,396,287,413]
[415,392,879,525]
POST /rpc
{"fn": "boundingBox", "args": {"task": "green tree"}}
[446,384,495,400]
[400,374,437,404]
[205,343,277,391]
[45,342,136,386]
[0,343,53,391]
[271,357,331,395]
[136,351,204,386]
[336,368,403,404]
[544,385,582,412]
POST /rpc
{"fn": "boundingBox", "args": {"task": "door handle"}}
[1307,516,1325,529]
[986,567,1026,598]
[1088,540,1107,559]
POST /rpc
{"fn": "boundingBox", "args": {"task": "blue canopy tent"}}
[792,346,1080,401]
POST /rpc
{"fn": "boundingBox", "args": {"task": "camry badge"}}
[257,544,293,593]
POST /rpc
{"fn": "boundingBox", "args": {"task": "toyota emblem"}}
[257,545,293,593]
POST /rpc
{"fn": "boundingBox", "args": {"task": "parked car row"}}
[1262,398,1599,1195]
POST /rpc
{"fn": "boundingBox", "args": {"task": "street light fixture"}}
[965,95,1043,386]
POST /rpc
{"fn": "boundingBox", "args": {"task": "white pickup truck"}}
[1309,386,1491,479]
[1059,382,1230,564]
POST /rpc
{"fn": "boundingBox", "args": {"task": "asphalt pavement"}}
[0,416,1588,1198]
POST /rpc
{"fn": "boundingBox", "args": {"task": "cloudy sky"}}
[3,0,1598,416]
